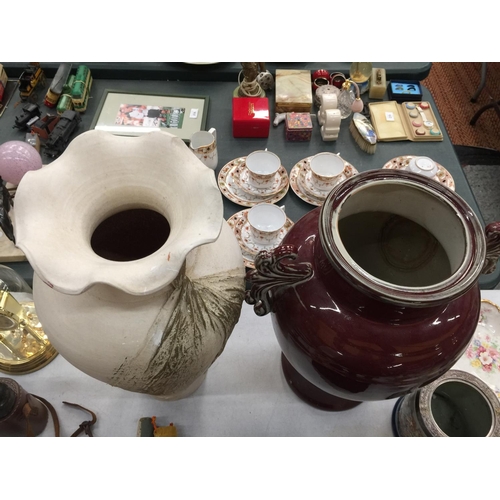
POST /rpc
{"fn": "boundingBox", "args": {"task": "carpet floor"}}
[424,63,500,227]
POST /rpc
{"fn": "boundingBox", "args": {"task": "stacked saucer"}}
[218,157,289,207]
[382,156,455,190]
[290,155,359,207]
[227,208,294,268]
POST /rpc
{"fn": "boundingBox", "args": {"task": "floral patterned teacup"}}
[245,150,281,189]
[309,152,346,192]
[247,203,286,246]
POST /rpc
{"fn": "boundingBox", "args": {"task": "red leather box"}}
[232,97,270,138]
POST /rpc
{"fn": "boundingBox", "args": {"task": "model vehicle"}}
[30,114,60,140]
[44,110,81,158]
[19,63,45,102]
[71,65,92,113]
[13,103,41,130]
[44,63,72,108]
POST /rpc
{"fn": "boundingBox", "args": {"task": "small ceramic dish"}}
[382,155,455,191]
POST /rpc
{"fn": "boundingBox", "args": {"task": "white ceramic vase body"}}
[13,131,246,399]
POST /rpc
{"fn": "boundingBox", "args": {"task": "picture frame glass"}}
[90,90,208,142]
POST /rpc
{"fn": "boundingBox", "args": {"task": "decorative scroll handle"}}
[245,244,313,316]
[483,221,500,274]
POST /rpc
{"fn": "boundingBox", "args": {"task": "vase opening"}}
[334,182,467,288]
[430,381,493,437]
[91,208,170,262]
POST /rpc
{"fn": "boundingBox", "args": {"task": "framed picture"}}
[89,89,209,142]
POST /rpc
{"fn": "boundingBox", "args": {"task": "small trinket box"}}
[387,80,423,103]
[285,112,313,141]
[232,97,270,138]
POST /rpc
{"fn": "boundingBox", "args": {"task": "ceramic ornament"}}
[13,130,246,400]
[0,141,42,185]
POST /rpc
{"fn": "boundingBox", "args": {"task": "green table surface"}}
[1,69,498,289]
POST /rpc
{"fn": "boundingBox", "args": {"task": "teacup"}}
[309,152,345,191]
[408,156,438,178]
[247,203,286,246]
[245,150,281,189]
[190,128,218,170]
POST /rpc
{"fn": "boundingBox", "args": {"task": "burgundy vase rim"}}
[319,169,486,305]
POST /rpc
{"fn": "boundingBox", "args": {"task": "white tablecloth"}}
[6,291,500,437]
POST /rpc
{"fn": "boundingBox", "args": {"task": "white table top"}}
[6,290,500,437]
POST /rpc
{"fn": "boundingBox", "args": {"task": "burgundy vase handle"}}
[483,221,500,275]
[245,244,313,316]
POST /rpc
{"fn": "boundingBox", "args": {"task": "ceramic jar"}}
[13,130,246,399]
[246,170,500,410]
[393,370,500,437]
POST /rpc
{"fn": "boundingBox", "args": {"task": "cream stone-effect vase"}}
[13,130,246,399]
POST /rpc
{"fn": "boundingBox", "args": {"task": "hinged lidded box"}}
[275,69,312,113]
[232,97,270,138]
[285,112,313,141]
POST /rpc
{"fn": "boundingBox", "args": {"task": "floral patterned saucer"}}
[290,156,359,207]
[227,208,294,268]
[382,156,455,191]
[452,299,500,399]
[234,164,288,197]
[218,157,289,207]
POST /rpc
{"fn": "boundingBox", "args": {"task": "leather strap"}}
[31,394,60,437]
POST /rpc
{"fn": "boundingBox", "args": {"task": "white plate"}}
[382,155,455,191]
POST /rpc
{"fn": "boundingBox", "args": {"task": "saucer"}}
[218,157,289,207]
[290,156,359,207]
[452,299,500,400]
[227,208,294,268]
[382,156,455,191]
[234,164,288,197]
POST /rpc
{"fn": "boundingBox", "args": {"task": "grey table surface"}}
[1,71,498,288]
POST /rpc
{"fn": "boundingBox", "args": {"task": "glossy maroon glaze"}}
[271,208,481,402]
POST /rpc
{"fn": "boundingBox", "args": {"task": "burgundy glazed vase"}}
[246,170,500,411]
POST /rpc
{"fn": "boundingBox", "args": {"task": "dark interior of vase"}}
[91,208,170,261]
[337,183,466,287]
[430,381,492,437]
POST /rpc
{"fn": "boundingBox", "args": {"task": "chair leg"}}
[471,62,488,103]
[470,99,500,125]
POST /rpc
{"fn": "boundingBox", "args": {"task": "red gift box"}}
[232,97,270,138]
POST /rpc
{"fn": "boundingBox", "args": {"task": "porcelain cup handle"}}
[245,244,313,316]
[208,128,216,142]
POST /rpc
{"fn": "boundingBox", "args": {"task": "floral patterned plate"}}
[227,209,294,268]
[234,164,288,197]
[290,156,359,207]
[452,299,500,399]
[382,155,455,191]
[218,157,289,207]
